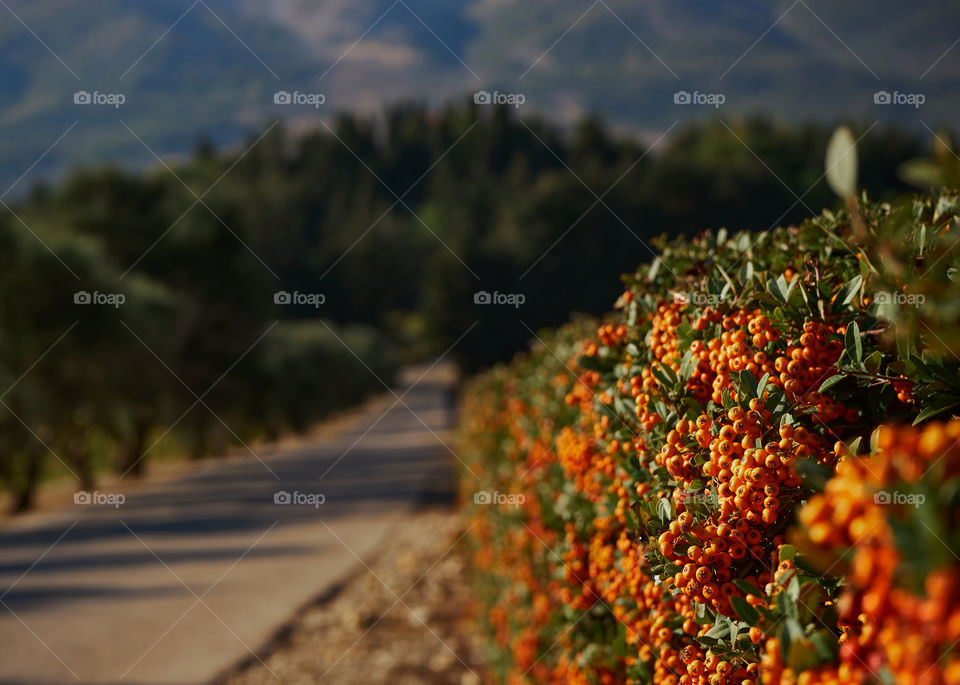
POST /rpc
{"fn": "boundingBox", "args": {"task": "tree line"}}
[0,99,925,510]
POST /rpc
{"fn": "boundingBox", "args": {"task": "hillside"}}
[0,0,956,190]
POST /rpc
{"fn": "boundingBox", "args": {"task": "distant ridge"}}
[0,0,955,190]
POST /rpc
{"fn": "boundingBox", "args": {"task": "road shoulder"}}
[219,507,484,685]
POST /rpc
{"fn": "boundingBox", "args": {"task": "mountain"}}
[0,0,956,191]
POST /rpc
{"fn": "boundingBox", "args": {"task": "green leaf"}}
[611,632,630,658]
[845,321,863,366]
[729,596,759,625]
[777,588,799,620]
[787,637,820,672]
[810,630,838,663]
[777,620,793,659]
[756,373,770,400]
[899,159,947,189]
[836,275,862,308]
[825,126,858,198]
[733,579,764,597]
[577,354,613,373]
[715,263,738,299]
[870,425,883,452]
[679,349,696,383]
[795,581,825,624]
[705,620,730,641]
[656,497,672,523]
[914,401,960,425]
[739,370,759,400]
[648,257,662,282]
[863,350,883,375]
[818,375,845,393]
[787,576,801,602]
[779,544,799,563]
[876,668,897,685]
[782,274,799,301]
[682,397,705,418]
[652,364,679,391]
[757,606,779,624]
[917,224,928,254]
[694,600,711,625]
[897,330,916,360]
[766,277,790,303]
[630,501,651,531]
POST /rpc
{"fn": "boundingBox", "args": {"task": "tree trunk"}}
[118,421,149,477]
[68,437,95,492]
[190,427,207,460]
[12,451,41,513]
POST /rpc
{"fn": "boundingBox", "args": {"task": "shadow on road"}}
[0,364,460,685]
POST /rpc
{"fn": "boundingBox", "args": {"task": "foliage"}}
[0,204,395,508]
[460,183,960,683]
[0,106,931,510]
[16,107,924,373]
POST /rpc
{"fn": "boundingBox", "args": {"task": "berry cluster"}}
[462,193,960,684]
[793,421,960,684]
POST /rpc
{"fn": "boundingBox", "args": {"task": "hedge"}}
[460,181,960,684]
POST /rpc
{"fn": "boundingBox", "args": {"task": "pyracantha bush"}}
[461,189,960,684]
